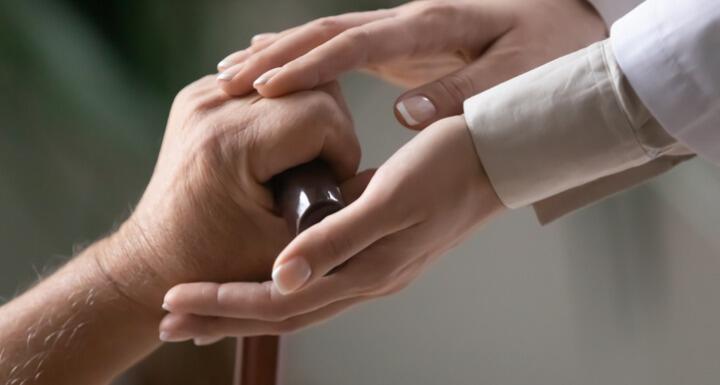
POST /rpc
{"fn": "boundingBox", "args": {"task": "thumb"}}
[271,192,387,295]
[393,49,528,130]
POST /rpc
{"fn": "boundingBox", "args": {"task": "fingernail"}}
[194,336,223,346]
[162,301,170,311]
[217,65,242,81]
[251,33,275,45]
[159,331,191,343]
[217,58,234,72]
[272,257,311,295]
[395,95,437,127]
[253,67,282,87]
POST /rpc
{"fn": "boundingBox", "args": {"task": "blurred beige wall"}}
[276,73,720,385]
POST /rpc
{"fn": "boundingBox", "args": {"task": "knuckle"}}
[306,91,340,116]
[337,29,372,63]
[438,72,476,103]
[414,0,457,19]
[313,17,346,38]
[343,28,371,46]
[305,92,351,134]
[172,75,220,114]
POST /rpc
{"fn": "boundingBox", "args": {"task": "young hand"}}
[159,116,505,341]
[215,0,605,128]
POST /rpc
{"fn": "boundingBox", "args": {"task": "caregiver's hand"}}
[216,0,606,128]
[159,116,504,341]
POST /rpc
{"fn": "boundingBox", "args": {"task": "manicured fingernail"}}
[194,336,223,346]
[395,95,437,127]
[217,58,234,71]
[272,257,311,295]
[217,65,242,81]
[253,67,282,87]
[251,33,275,45]
[159,331,191,343]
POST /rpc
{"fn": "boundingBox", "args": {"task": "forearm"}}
[0,235,162,385]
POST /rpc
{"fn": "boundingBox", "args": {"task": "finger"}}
[271,183,420,295]
[340,169,375,203]
[160,256,427,340]
[271,200,383,295]
[246,82,360,183]
[162,235,413,322]
[216,34,280,72]
[217,49,253,72]
[216,27,303,72]
[250,32,278,46]
[393,45,538,129]
[162,277,352,321]
[160,296,366,339]
[255,3,513,98]
[218,10,396,95]
[193,336,225,346]
[252,16,417,98]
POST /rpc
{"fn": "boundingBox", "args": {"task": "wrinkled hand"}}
[215,0,606,128]
[99,77,362,318]
[159,116,504,343]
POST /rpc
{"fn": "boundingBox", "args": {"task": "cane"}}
[233,160,345,385]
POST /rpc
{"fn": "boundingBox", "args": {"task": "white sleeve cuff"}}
[463,40,676,209]
[611,0,720,166]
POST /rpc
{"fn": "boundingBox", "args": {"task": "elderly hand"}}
[215,0,606,128]
[0,76,363,385]
[100,77,362,318]
[158,115,504,343]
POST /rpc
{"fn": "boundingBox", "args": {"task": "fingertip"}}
[394,95,437,130]
[162,287,181,311]
[251,32,278,45]
[217,50,251,72]
[194,336,224,346]
[159,312,183,331]
[272,257,312,295]
[253,67,283,87]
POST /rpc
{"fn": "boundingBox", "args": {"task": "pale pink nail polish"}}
[253,67,282,87]
[395,95,437,126]
[217,65,242,81]
[272,258,311,295]
[251,33,276,45]
[159,331,191,343]
[194,336,223,346]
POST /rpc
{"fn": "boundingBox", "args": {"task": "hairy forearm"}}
[0,237,162,385]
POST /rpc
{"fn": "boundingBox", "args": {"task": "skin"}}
[161,115,504,339]
[216,0,607,128]
[159,0,607,340]
[0,77,364,385]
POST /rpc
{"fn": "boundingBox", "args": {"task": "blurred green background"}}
[0,0,401,299]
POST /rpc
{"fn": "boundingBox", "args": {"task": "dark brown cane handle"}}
[236,160,345,385]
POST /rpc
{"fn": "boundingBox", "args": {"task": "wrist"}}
[90,220,170,317]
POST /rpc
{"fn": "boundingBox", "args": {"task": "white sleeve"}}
[611,0,720,166]
[586,0,645,25]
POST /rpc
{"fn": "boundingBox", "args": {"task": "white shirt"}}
[461,0,711,220]
[596,0,720,166]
